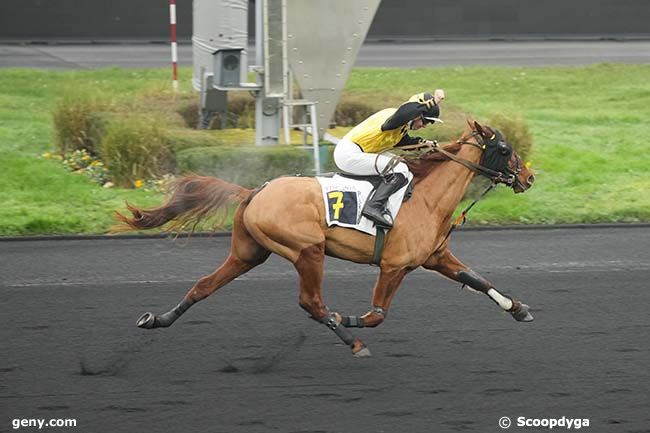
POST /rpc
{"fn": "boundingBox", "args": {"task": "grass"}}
[0,64,649,235]
[345,64,650,224]
[0,68,168,235]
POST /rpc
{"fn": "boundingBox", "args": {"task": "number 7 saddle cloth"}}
[315,173,413,236]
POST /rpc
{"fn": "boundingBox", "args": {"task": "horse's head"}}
[462,120,535,193]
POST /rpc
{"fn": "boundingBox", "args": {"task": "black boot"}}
[362,173,408,228]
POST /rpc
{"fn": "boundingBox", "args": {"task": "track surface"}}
[2,40,650,69]
[1,226,649,432]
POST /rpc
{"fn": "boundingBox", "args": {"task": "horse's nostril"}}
[527,175,535,185]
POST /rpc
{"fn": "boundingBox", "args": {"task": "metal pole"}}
[255,0,263,84]
[310,104,320,174]
[255,0,280,146]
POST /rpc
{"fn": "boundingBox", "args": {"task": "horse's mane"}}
[403,141,463,183]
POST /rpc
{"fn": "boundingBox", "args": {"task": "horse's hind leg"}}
[423,249,533,322]
[294,242,369,356]
[137,211,270,329]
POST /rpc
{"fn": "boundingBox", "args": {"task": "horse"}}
[115,120,535,357]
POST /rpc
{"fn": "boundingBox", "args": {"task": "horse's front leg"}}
[293,243,371,357]
[423,249,533,322]
[340,266,409,329]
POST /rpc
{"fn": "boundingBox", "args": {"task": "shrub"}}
[425,108,472,143]
[465,115,534,199]
[166,128,226,152]
[99,118,173,188]
[176,93,256,129]
[176,101,201,128]
[223,93,256,129]
[52,94,109,156]
[132,90,194,128]
[176,145,321,188]
[487,113,534,162]
[333,100,377,127]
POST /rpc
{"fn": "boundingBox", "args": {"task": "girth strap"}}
[372,226,387,266]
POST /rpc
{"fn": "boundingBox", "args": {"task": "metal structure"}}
[192,0,380,167]
[285,0,381,138]
[254,0,281,146]
[282,98,320,173]
[192,0,249,128]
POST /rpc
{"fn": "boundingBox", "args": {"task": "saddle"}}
[317,173,413,265]
[318,172,414,202]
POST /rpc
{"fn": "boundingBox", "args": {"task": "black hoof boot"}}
[136,312,159,329]
[136,300,192,329]
[510,302,534,322]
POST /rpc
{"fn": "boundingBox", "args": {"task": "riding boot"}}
[362,173,408,228]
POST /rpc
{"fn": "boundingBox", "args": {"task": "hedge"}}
[176,145,335,188]
[51,90,532,190]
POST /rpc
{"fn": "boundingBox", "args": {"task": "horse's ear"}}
[473,121,485,136]
[473,121,494,138]
[466,119,474,129]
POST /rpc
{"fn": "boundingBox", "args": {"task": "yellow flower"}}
[42,152,52,159]
[90,160,103,167]
[133,179,145,188]
[525,161,533,169]
[82,155,91,161]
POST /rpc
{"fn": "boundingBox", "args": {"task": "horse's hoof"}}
[510,303,534,322]
[136,312,157,329]
[353,347,372,358]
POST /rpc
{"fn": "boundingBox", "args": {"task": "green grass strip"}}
[1,64,649,235]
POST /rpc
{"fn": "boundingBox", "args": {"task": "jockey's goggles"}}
[422,114,443,125]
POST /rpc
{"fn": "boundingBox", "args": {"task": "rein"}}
[429,180,497,256]
[370,128,519,260]
[436,132,516,186]
[426,129,515,255]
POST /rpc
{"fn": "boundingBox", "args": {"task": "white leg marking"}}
[487,288,513,311]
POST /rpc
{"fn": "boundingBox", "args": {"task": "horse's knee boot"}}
[321,313,355,346]
[458,270,515,311]
[456,270,492,293]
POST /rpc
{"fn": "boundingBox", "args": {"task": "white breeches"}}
[333,137,410,176]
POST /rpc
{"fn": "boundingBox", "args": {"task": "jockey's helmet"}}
[407,92,442,124]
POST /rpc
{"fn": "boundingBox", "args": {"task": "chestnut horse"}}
[116,121,535,357]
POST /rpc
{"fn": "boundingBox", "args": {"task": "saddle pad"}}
[316,174,412,236]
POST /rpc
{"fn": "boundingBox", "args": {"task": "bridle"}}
[434,129,522,187]
[427,127,524,255]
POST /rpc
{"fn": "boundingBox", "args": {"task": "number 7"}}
[327,191,344,219]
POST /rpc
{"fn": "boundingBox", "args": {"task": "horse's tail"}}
[114,174,252,232]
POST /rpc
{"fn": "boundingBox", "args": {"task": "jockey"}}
[333,89,445,227]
